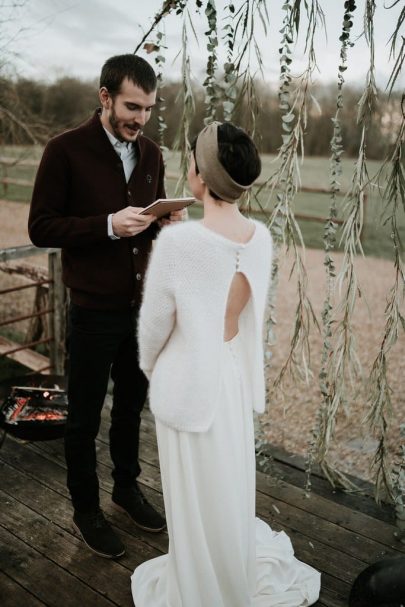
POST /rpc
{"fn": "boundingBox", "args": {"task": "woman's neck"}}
[201,193,254,242]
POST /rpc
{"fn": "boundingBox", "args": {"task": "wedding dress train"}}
[132,334,321,606]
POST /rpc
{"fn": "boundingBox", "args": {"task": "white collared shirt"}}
[103,126,138,240]
[103,126,137,182]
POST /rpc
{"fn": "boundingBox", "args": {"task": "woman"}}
[131,122,321,606]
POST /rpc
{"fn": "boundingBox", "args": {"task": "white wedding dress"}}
[131,333,321,607]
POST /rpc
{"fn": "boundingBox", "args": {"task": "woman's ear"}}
[198,174,205,185]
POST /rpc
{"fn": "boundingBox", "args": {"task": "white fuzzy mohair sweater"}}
[138,219,272,432]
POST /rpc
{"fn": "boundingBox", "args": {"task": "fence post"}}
[48,250,67,375]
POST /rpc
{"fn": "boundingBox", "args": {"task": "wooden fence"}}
[0,245,66,375]
[0,154,367,231]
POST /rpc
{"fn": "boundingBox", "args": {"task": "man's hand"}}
[112,206,156,237]
[158,208,188,228]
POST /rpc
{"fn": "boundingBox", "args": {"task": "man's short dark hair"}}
[100,54,157,97]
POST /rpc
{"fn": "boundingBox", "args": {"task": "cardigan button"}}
[132,247,139,255]
[136,273,142,281]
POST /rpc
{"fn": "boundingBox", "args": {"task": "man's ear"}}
[99,87,110,109]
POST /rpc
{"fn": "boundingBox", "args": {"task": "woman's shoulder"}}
[251,219,272,246]
[154,222,203,256]
[157,221,200,243]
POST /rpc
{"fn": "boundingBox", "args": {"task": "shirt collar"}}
[102,125,132,152]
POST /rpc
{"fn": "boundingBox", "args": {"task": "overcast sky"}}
[2,0,404,90]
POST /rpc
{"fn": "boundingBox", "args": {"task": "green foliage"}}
[307,0,358,493]
[172,11,195,195]
[202,0,220,123]
[365,97,405,508]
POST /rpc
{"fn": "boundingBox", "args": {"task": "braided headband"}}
[195,121,253,203]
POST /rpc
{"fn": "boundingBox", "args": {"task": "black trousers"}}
[64,303,148,513]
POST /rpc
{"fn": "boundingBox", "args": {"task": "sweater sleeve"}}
[28,138,109,248]
[138,228,176,378]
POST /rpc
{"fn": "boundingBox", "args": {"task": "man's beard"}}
[109,104,140,142]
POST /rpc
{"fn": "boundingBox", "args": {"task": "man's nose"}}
[135,109,147,126]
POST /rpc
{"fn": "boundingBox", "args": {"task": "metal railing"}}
[0,245,66,375]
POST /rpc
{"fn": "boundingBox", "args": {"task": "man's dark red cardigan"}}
[28,110,165,310]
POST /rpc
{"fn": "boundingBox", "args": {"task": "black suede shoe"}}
[112,484,166,533]
[73,509,125,558]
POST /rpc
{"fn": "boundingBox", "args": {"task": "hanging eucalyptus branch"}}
[262,0,322,390]
[173,11,195,195]
[202,0,221,124]
[231,0,268,137]
[366,95,405,505]
[222,2,237,122]
[144,29,169,156]
[306,0,358,493]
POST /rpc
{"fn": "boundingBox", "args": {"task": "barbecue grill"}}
[0,374,68,444]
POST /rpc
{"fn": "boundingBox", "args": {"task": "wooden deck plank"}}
[35,432,364,568]
[1,436,347,607]
[257,445,395,524]
[27,430,365,602]
[0,526,117,607]
[0,486,155,607]
[256,471,404,553]
[0,459,163,564]
[0,335,50,373]
[0,488,135,606]
[0,437,168,555]
[2,398,403,607]
[33,411,405,598]
[0,571,46,607]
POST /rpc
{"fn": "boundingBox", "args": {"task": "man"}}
[29,54,181,559]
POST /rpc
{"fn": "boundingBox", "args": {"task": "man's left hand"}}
[158,208,188,228]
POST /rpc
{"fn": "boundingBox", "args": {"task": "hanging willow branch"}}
[306,0,358,493]
[386,0,405,94]
[231,0,268,138]
[173,10,195,195]
[392,423,405,542]
[309,0,376,492]
[261,0,322,390]
[134,0,184,54]
[144,28,169,156]
[366,95,405,505]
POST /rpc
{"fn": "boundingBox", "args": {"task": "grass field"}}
[1,146,403,260]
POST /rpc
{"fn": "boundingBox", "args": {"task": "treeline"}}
[0,75,401,159]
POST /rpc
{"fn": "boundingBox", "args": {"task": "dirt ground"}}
[1,199,404,483]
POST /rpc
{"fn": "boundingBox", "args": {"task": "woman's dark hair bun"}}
[217,123,261,186]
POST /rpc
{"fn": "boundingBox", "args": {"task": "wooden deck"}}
[1,397,404,607]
